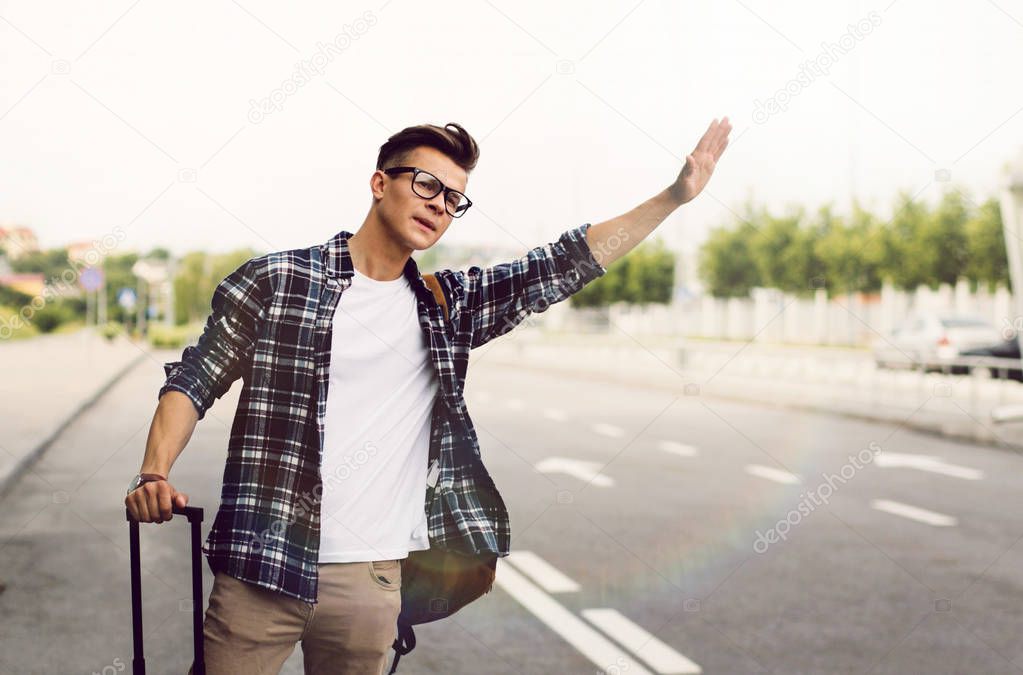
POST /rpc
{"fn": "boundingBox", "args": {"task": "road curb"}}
[0,347,149,499]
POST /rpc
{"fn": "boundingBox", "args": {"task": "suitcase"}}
[125,504,206,675]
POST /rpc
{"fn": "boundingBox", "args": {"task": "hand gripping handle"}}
[125,504,205,675]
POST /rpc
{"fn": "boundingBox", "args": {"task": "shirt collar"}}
[322,229,432,301]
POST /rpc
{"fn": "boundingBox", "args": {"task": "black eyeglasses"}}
[382,166,472,218]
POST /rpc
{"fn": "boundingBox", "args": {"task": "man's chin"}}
[410,223,438,247]
[399,229,436,253]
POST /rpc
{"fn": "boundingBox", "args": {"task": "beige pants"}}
[187,560,402,675]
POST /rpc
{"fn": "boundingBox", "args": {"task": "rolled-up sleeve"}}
[158,257,270,420]
[456,222,607,350]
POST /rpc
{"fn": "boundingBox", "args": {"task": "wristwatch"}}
[127,472,167,495]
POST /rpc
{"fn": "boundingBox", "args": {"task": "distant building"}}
[67,241,99,265]
[0,272,45,297]
[0,226,39,259]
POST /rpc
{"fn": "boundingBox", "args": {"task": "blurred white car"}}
[873,312,1003,371]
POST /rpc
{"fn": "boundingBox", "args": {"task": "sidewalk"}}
[0,329,149,497]
[474,330,1023,452]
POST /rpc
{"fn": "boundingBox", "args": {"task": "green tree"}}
[698,190,1011,298]
[698,219,760,298]
[964,197,1008,292]
[571,264,615,308]
[102,252,141,324]
[748,206,824,296]
[624,239,675,305]
[10,248,71,279]
[878,190,929,290]
[920,189,970,287]
[171,249,260,325]
[173,252,209,324]
[814,202,884,295]
[571,239,676,308]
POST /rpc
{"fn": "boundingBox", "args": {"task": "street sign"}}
[118,287,137,311]
[131,259,169,284]
[80,267,103,292]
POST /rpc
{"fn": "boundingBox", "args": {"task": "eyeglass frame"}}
[382,166,473,218]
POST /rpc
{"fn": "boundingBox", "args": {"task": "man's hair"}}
[376,122,480,174]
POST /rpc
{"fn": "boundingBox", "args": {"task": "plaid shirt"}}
[159,222,606,603]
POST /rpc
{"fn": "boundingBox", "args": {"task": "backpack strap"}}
[421,273,448,322]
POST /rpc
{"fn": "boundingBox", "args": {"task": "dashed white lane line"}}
[543,408,568,422]
[494,562,655,675]
[873,452,984,480]
[870,499,958,527]
[506,550,580,593]
[593,423,626,438]
[658,441,698,457]
[744,464,802,485]
[581,608,703,674]
[990,403,1023,423]
[535,457,615,487]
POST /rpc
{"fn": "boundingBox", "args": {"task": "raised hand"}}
[669,116,732,205]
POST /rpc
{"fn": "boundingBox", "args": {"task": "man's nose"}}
[426,191,446,215]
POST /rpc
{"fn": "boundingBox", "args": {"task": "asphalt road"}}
[1,348,1022,674]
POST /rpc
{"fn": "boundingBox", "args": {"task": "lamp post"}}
[991,148,1023,423]
[999,149,1023,357]
[131,258,170,337]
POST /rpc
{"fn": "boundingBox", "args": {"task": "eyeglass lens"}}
[412,171,469,216]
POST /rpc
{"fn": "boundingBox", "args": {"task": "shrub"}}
[147,322,203,349]
[99,322,124,341]
[31,302,76,333]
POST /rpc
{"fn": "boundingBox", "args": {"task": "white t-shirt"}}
[317,265,438,562]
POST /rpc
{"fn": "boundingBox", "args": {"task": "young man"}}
[125,118,731,674]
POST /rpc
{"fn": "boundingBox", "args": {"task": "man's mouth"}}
[413,216,436,232]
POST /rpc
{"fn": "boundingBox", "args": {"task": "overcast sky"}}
[2,0,1022,259]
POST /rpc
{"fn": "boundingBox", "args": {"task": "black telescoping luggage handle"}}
[125,504,205,675]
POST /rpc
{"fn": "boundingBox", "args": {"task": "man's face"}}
[373,145,469,250]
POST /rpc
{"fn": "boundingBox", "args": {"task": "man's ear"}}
[370,170,385,199]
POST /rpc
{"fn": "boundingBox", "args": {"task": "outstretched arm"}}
[585,116,733,268]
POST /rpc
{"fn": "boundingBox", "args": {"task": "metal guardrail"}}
[875,353,1022,377]
[673,344,1023,421]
